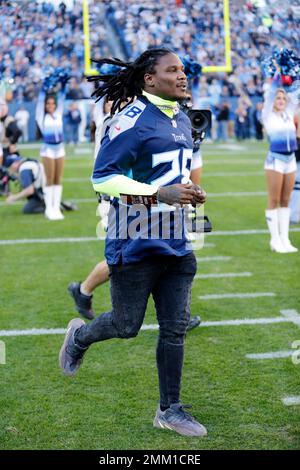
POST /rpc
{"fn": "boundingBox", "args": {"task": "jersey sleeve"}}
[92,117,158,197]
[19,169,34,189]
[191,149,203,170]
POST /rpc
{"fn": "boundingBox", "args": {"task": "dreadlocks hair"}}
[87,48,174,115]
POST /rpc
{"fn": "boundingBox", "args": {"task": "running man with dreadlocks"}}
[59,48,208,437]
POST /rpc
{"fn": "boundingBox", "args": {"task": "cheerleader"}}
[289,105,300,224]
[36,85,66,220]
[262,70,299,253]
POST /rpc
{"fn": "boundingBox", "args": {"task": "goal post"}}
[202,0,232,73]
[82,0,232,75]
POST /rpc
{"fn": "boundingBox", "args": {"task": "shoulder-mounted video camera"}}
[180,98,213,233]
[0,166,18,196]
[180,98,212,150]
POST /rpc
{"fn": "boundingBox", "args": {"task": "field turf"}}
[0,141,299,450]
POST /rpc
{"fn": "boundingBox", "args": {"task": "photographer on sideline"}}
[0,99,22,166]
[5,155,46,214]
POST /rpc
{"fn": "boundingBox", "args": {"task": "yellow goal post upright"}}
[82,0,232,76]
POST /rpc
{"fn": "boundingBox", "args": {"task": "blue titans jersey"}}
[92,96,194,265]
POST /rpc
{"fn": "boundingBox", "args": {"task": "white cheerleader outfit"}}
[36,90,66,159]
[262,74,298,174]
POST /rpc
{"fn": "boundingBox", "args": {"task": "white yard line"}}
[63,177,90,182]
[209,191,266,198]
[0,237,215,246]
[71,191,267,198]
[1,192,270,208]
[0,238,214,246]
[18,143,42,150]
[280,309,300,328]
[216,144,247,151]
[246,351,294,360]
[74,148,92,154]
[203,171,263,177]
[0,237,105,245]
[208,228,300,235]
[204,159,262,165]
[65,163,93,168]
[282,396,300,406]
[66,157,94,161]
[195,272,252,279]
[196,256,231,262]
[0,316,294,337]
[202,317,290,327]
[1,228,299,245]
[198,292,275,300]
[0,328,67,337]
[65,167,262,175]
[245,310,300,362]
[72,194,269,201]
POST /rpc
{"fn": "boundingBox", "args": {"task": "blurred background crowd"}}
[0,0,299,142]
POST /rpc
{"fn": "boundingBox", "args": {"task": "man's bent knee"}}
[116,323,140,339]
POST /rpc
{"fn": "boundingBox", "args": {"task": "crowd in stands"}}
[0,0,299,141]
[0,0,95,103]
[104,0,299,99]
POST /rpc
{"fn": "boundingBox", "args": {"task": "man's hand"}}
[189,184,206,205]
[6,194,17,204]
[157,183,198,206]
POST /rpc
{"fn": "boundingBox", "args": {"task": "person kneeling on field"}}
[5,154,77,215]
[5,154,46,214]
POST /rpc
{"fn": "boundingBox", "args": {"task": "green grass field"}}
[0,141,300,450]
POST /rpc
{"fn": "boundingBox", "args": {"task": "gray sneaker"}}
[187,315,201,331]
[59,318,88,376]
[153,403,207,437]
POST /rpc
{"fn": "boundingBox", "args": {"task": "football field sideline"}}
[1,141,300,450]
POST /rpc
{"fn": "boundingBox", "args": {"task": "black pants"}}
[76,252,197,408]
[255,122,263,140]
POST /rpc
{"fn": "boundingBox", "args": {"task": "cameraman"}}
[5,155,46,214]
[0,100,22,166]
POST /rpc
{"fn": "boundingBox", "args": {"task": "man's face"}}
[144,53,187,101]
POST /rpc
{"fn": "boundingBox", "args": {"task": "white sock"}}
[80,284,92,297]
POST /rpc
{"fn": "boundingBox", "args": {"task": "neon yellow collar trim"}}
[142,90,178,118]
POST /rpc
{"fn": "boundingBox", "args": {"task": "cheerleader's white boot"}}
[278,207,298,253]
[265,209,288,253]
[52,185,64,220]
[44,186,56,220]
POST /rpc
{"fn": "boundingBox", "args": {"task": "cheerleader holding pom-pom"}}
[262,49,300,253]
[36,68,70,220]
